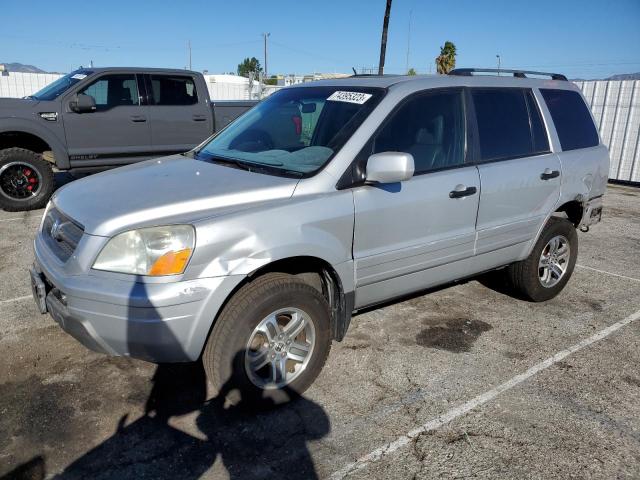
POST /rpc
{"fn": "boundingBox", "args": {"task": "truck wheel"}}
[202,273,332,406]
[0,148,54,212]
[506,217,578,302]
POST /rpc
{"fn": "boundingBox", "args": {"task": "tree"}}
[435,41,457,74]
[378,0,393,75]
[237,57,262,78]
[407,68,417,76]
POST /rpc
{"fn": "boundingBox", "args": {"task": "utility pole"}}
[378,0,393,75]
[496,54,501,75]
[263,33,270,79]
[405,9,412,74]
[188,40,192,70]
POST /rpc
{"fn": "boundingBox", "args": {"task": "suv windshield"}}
[29,69,93,101]
[196,86,385,177]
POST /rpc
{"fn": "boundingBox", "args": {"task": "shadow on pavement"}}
[3,279,330,480]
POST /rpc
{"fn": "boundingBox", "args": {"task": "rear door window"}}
[471,88,533,161]
[540,89,599,151]
[149,75,198,105]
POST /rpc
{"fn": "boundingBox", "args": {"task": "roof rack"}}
[448,68,567,81]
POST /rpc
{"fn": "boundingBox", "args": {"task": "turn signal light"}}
[148,249,193,276]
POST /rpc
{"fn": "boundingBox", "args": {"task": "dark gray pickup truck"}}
[0,67,257,211]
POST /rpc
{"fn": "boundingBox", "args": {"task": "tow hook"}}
[580,225,590,233]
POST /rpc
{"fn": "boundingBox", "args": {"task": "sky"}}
[1,0,639,79]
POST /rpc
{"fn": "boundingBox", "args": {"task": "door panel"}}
[63,73,151,162]
[469,88,561,257]
[475,154,561,255]
[353,166,480,307]
[145,74,212,153]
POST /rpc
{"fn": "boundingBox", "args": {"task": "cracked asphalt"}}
[1,182,639,479]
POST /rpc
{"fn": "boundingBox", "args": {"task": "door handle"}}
[130,115,147,123]
[449,185,477,198]
[540,169,560,180]
[192,115,207,122]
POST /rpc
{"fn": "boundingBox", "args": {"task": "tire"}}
[506,216,578,302]
[202,273,332,406]
[0,148,54,212]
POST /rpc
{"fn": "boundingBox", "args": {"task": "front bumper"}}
[32,237,244,363]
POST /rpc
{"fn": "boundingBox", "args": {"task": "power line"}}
[269,40,352,66]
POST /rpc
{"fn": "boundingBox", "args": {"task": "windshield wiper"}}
[207,156,259,173]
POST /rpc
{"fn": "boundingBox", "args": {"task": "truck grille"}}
[42,208,84,262]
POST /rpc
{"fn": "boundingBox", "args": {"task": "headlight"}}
[93,225,195,276]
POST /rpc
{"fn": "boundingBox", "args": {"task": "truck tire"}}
[202,273,332,406]
[0,148,54,212]
[506,216,578,302]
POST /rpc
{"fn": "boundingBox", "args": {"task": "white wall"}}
[575,80,640,183]
[0,71,281,101]
[4,73,634,182]
[0,72,63,98]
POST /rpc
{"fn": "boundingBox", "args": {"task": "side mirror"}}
[70,93,96,113]
[365,152,415,184]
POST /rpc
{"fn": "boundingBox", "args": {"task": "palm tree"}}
[435,41,457,74]
[378,0,393,75]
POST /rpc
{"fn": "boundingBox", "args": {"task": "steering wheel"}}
[229,129,275,152]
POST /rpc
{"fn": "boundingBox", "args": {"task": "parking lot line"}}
[576,264,640,283]
[330,307,640,480]
[0,295,32,305]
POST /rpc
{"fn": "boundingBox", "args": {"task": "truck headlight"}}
[93,225,195,276]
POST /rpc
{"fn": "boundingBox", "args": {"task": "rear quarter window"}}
[540,89,599,151]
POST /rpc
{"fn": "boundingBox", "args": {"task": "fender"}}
[522,159,596,260]
[0,117,70,169]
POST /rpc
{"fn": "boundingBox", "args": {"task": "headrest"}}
[415,116,444,145]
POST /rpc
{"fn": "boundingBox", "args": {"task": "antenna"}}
[405,9,412,74]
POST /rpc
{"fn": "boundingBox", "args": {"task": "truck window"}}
[540,89,599,151]
[30,69,94,101]
[472,88,537,162]
[372,90,465,174]
[80,74,139,110]
[149,75,198,105]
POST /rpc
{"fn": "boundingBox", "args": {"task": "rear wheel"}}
[0,148,54,211]
[506,217,578,302]
[202,273,332,406]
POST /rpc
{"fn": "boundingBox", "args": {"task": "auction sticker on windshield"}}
[71,74,87,80]
[327,91,372,104]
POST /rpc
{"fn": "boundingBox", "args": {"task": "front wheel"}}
[202,273,332,406]
[0,148,54,211]
[506,217,578,302]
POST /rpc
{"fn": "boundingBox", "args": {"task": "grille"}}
[41,208,84,262]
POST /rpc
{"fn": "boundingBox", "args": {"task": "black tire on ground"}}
[0,148,54,212]
[202,273,332,406]
[506,216,578,302]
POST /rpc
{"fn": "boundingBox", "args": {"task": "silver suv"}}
[30,69,609,404]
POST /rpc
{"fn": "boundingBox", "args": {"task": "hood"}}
[0,97,44,113]
[53,155,300,236]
